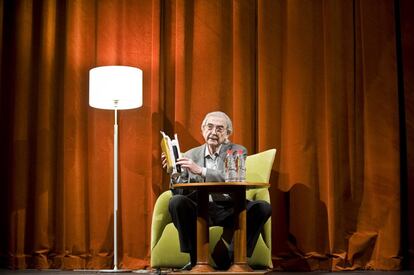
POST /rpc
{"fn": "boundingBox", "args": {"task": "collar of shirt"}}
[204,144,222,159]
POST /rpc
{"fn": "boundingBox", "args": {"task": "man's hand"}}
[176,157,203,175]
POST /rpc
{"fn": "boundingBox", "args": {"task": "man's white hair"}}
[201,111,233,136]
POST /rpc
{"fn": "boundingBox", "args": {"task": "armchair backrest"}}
[245,149,277,184]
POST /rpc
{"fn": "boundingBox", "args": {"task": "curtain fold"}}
[1,0,413,271]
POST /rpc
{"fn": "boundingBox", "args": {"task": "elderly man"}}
[162,111,271,270]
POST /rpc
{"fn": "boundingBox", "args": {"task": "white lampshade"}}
[89,65,143,110]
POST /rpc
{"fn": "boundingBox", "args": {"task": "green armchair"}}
[150,149,276,269]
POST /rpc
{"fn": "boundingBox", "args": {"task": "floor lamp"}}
[89,66,143,272]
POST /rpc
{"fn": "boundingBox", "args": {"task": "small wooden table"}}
[172,182,269,274]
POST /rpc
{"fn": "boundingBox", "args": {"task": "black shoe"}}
[212,238,231,270]
[180,261,192,271]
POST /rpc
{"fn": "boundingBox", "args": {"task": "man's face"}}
[202,115,229,147]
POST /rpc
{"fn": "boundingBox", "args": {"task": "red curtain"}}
[1,0,413,271]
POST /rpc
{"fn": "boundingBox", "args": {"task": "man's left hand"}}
[176,157,203,175]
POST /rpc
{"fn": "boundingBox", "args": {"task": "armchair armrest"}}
[151,190,173,250]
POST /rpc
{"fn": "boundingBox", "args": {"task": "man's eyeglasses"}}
[204,123,226,134]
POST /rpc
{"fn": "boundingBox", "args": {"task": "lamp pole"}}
[113,102,119,270]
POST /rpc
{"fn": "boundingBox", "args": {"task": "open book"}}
[160,131,182,178]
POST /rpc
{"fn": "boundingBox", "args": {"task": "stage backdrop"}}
[1,0,413,271]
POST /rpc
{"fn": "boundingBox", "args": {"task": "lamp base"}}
[99,269,132,273]
[73,269,132,273]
